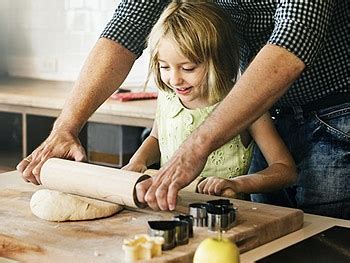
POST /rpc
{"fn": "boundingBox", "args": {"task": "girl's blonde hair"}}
[147,1,239,104]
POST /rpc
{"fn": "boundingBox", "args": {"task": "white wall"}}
[0,0,151,87]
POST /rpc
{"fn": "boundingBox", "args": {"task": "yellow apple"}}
[193,237,240,263]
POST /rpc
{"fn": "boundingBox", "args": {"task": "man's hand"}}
[136,143,208,211]
[16,39,137,185]
[16,130,86,185]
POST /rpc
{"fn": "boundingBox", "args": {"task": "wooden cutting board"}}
[0,171,303,262]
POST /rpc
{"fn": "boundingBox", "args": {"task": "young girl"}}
[123,1,297,198]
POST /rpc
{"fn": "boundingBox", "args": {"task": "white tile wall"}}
[0,0,153,88]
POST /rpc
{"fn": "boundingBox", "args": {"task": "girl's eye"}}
[159,65,169,70]
[182,67,195,72]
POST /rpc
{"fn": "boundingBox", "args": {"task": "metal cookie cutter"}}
[148,221,176,250]
[174,214,194,238]
[174,220,189,246]
[189,203,207,227]
[207,198,233,208]
[206,203,231,232]
[206,199,237,231]
[207,199,237,227]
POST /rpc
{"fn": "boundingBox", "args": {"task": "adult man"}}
[17,1,349,219]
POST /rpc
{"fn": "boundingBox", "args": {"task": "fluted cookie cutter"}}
[206,199,236,231]
[206,203,231,231]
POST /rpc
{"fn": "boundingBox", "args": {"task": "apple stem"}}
[218,217,222,241]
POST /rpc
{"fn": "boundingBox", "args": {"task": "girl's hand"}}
[122,162,147,173]
[197,177,238,198]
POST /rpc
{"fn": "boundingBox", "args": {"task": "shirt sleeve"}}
[268,1,334,66]
[100,1,170,58]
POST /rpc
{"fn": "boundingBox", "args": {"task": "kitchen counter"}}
[1,170,348,262]
[0,77,156,127]
[0,170,306,262]
[0,77,157,158]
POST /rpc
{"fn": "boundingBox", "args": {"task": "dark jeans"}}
[249,102,350,219]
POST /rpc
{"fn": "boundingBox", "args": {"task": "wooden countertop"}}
[1,170,348,262]
[0,77,156,127]
[0,170,306,262]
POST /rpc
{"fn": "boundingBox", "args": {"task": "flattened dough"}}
[30,189,123,222]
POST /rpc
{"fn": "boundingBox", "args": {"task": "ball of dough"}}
[30,189,123,222]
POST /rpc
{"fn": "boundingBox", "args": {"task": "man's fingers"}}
[155,184,169,210]
[16,159,30,174]
[144,178,165,210]
[167,180,182,210]
[22,160,40,185]
[17,154,35,181]
[144,190,160,211]
[73,145,87,162]
[32,157,52,185]
[21,149,44,185]
[17,159,30,182]
[142,168,170,210]
[136,178,152,204]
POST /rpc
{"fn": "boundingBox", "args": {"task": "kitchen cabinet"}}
[0,112,22,170]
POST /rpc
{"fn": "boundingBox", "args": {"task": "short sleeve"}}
[268,1,334,66]
[100,1,170,57]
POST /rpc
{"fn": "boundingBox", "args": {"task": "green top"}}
[156,91,254,179]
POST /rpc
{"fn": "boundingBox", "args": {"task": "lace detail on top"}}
[156,91,254,179]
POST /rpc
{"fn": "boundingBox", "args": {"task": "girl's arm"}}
[198,113,297,196]
[232,112,297,194]
[122,120,161,173]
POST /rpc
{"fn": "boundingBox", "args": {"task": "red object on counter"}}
[110,91,158,102]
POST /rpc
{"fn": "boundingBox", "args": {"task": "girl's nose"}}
[169,70,183,86]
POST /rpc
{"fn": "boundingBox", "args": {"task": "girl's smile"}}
[175,86,192,95]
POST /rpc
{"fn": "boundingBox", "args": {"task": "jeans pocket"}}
[313,104,350,142]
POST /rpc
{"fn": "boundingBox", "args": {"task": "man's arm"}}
[17,38,137,184]
[198,112,297,196]
[195,44,305,153]
[55,38,137,134]
[137,44,305,210]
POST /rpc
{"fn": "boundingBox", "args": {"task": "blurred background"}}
[0,0,154,172]
[0,0,150,84]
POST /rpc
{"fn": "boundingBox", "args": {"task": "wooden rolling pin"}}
[40,158,150,208]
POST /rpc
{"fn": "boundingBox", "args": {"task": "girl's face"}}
[157,38,208,109]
